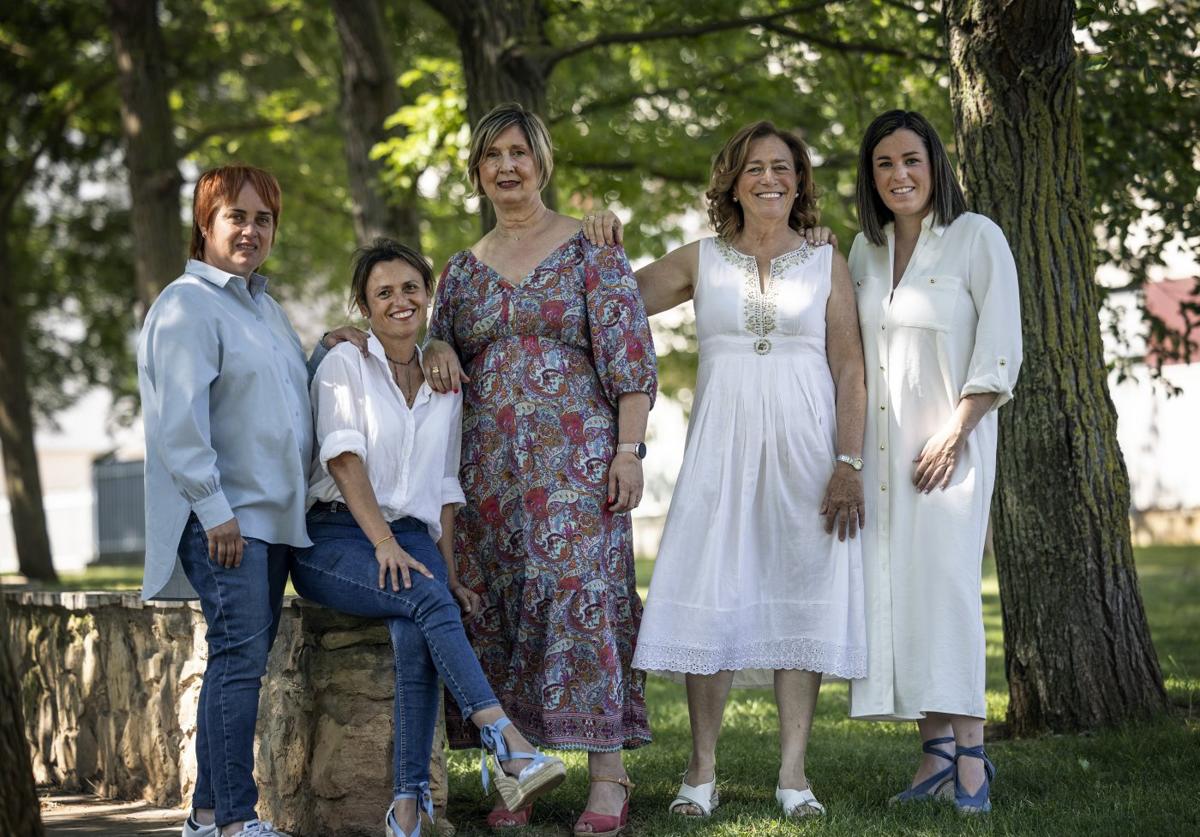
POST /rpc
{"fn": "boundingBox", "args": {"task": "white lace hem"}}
[633,635,866,681]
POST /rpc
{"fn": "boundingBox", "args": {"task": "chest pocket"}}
[890,275,964,332]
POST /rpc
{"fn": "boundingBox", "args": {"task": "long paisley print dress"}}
[431,231,657,751]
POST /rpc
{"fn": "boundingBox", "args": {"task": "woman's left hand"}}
[583,210,624,247]
[802,226,839,249]
[450,583,483,618]
[913,422,966,492]
[607,452,643,513]
[821,466,865,541]
[322,325,370,356]
[422,339,468,394]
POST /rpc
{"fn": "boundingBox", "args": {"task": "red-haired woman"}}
[138,165,359,837]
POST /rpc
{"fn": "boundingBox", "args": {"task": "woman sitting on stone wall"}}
[290,239,567,837]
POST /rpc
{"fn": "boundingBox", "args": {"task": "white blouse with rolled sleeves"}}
[847,211,1022,721]
[306,335,466,543]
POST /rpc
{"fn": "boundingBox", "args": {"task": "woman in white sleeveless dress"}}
[626,122,868,818]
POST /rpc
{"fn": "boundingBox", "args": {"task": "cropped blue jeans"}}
[291,506,499,795]
[177,513,290,828]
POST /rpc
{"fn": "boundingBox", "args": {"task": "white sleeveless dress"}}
[633,237,867,687]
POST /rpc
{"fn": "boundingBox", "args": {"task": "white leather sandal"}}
[776,786,825,818]
[669,774,719,817]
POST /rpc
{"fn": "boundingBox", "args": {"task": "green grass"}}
[9,548,1199,834]
[442,548,1200,835]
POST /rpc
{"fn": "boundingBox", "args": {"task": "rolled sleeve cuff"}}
[192,491,234,531]
[961,369,1014,411]
[442,477,467,509]
[319,429,368,472]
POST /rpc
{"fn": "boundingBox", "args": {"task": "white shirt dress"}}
[848,212,1022,720]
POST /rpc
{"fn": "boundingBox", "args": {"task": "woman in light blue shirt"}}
[138,165,359,837]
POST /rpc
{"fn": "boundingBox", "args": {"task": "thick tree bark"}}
[426,0,555,232]
[0,590,45,836]
[107,0,183,314]
[330,0,421,247]
[0,230,56,583]
[946,0,1168,734]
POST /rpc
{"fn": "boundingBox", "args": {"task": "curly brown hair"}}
[706,121,817,241]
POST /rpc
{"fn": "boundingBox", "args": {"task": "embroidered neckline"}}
[714,238,813,355]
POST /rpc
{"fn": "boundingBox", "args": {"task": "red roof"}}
[1144,278,1200,366]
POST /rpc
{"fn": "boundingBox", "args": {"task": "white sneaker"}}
[229,820,292,837]
[182,812,218,837]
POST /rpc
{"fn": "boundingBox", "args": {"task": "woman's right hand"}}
[206,517,246,568]
[820,466,864,541]
[583,210,624,247]
[376,537,434,591]
[422,339,468,394]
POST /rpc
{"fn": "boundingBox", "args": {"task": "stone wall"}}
[4,590,453,836]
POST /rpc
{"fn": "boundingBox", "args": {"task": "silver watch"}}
[836,454,863,471]
[616,442,647,459]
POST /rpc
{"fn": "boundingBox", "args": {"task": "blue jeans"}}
[177,514,290,828]
[292,506,500,795]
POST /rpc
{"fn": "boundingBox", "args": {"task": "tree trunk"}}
[0,589,45,836]
[0,230,56,583]
[107,0,183,314]
[330,0,422,247]
[425,0,555,232]
[946,0,1168,735]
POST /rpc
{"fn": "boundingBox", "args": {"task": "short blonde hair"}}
[706,121,817,241]
[466,103,554,197]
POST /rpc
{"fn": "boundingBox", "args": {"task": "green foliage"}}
[4,0,1197,412]
[0,0,137,420]
[1080,1,1200,374]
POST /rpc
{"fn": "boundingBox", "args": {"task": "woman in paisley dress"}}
[422,103,656,835]
[625,122,868,818]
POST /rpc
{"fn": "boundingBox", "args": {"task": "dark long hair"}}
[855,110,966,246]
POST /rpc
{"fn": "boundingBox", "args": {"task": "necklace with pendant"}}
[387,348,421,406]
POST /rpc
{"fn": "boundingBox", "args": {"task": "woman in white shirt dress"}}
[625,122,868,819]
[847,110,1022,814]
[290,240,568,837]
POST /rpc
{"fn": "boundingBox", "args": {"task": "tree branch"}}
[537,2,829,71]
[179,107,329,154]
[762,22,945,63]
[547,49,775,124]
[569,158,701,184]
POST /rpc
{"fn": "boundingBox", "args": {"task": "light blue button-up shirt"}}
[137,259,314,600]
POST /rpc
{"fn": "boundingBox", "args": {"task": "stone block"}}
[4,589,456,837]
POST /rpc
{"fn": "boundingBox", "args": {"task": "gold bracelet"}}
[373,533,395,548]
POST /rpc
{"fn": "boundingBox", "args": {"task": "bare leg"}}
[950,715,986,794]
[775,669,822,791]
[909,714,956,788]
[671,671,735,815]
[578,750,629,829]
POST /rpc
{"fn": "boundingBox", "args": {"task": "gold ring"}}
[431,366,440,375]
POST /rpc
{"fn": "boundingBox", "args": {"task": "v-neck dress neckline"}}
[466,231,580,289]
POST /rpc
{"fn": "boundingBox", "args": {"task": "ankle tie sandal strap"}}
[923,735,956,761]
[889,736,958,805]
[388,781,434,837]
[954,745,996,780]
[480,718,541,792]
